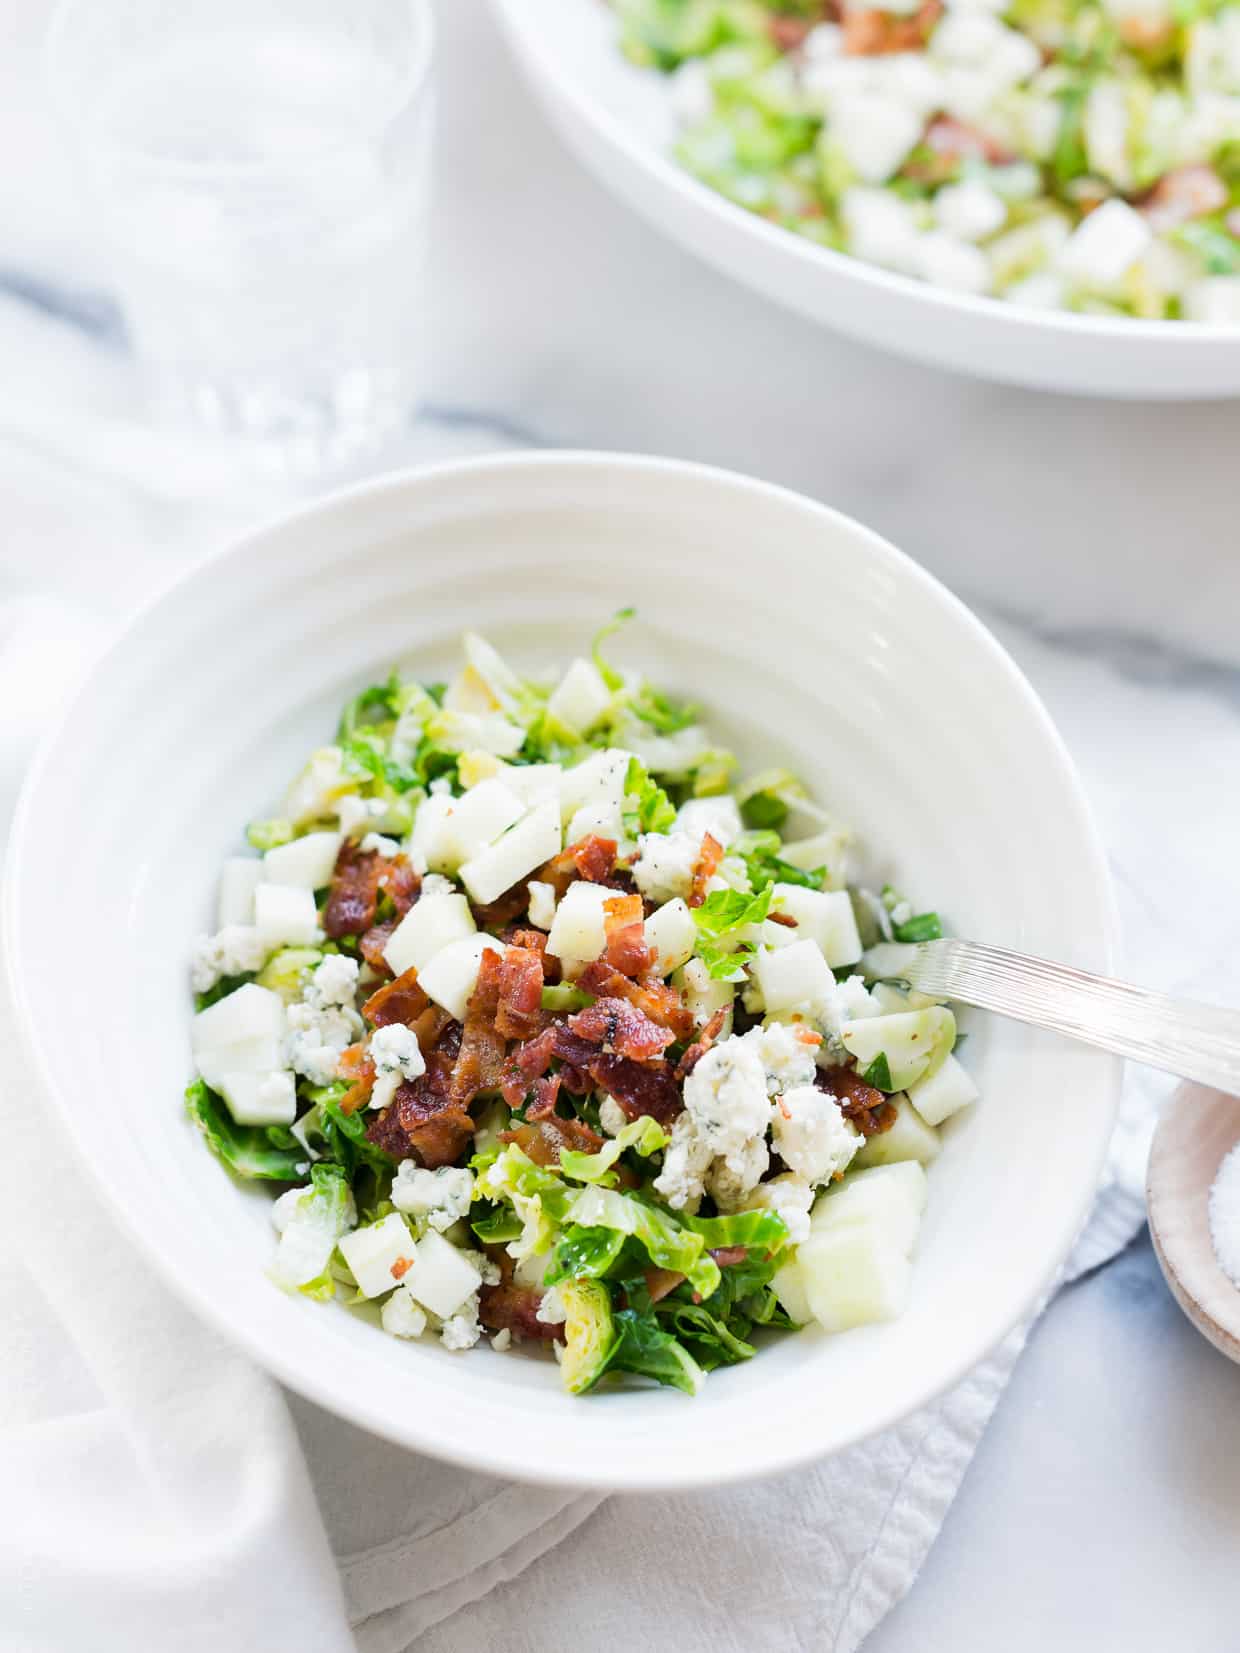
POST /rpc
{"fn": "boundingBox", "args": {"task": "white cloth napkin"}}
[0,584,1150,1653]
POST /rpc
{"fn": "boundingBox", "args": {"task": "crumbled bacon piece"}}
[644,1267,685,1304]
[674,1005,729,1081]
[689,833,724,909]
[577,960,695,1043]
[359,921,398,975]
[393,1079,473,1168]
[843,0,941,55]
[500,927,555,977]
[768,911,798,929]
[1141,165,1227,231]
[524,1072,563,1121]
[709,1245,748,1269]
[904,115,1014,185]
[501,1115,604,1167]
[450,948,507,1106]
[494,946,546,1042]
[478,1281,565,1343]
[323,844,384,938]
[537,835,620,898]
[409,1004,453,1056]
[591,1054,683,1126]
[471,884,533,929]
[768,13,815,50]
[362,966,430,1029]
[603,892,653,976]
[567,996,675,1062]
[377,854,420,917]
[338,1043,376,1115]
[816,1066,897,1137]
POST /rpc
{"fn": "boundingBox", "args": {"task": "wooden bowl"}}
[1147,1083,1240,1365]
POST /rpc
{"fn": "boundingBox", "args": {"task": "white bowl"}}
[490,0,1240,399]
[5,451,1120,1489]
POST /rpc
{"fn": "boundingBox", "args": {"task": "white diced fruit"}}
[911,231,991,294]
[771,1260,814,1326]
[831,93,923,182]
[1183,276,1240,323]
[418,934,507,1021]
[855,1097,941,1168]
[840,1006,956,1092]
[526,879,557,931]
[546,658,612,735]
[811,1162,927,1257]
[254,882,320,948]
[1059,198,1151,289]
[545,881,613,975]
[195,1036,284,1091]
[218,1069,296,1127]
[907,1051,978,1126]
[753,939,837,1015]
[384,893,476,978]
[459,800,563,907]
[217,858,261,927]
[674,957,736,1030]
[771,884,862,968]
[338,1213,419,1299]
[411,792,456,873]
[402,1229,483,1318]
[494,762,562,806]
[558,748,632,826]
[934,179,1007,241]
[193,982,285,1051]
[675,795,742,848]
[644,898,696,975]
[798,1225,913,1333]
[263,831,342,890]
[441,779,526,864]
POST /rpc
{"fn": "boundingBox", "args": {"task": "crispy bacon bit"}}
[450,948,507,1106]
[525,1073,563,1121]
[479,1281,565,1343]
[674,1005,729,1081]
[516,1024,558,1077]
[362,966,430,1029]
[471,884,533,929]
[500,926,555,976]
[501,1115,605,1167]
[768,911,799,929]
[377,854,420,917]
[567,996,675,1062]
[1118,14,1173,50]
[393,1078,474,1168]
[576,960,696,1042]
[689,833,724,909]
[537,835,621,898]
[905,115,1015,185]
[323,843,384,938]
[843,0,941,55]
[494,946,546,1042]
[409,1004,453,1057]
[709,1245,748,1269]
[591,1054,683,1126]
[551,1023,602,1070]
[645,1267,685,1303]
[338,1043,376,1115]
[1140,165,1227,231]
[359,921,398,975]
[769,14,815,50]
[817,1066,897,1137]
[603,892,653,976]
[557,1063,593,1096]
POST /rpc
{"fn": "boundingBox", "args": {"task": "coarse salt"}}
[1207,1141,1240,1288]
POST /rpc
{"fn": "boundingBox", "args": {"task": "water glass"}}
[47,0,435,476]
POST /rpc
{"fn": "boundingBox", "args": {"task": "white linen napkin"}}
[0,581,1150,1653]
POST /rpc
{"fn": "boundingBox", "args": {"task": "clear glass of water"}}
[47,0,434,476]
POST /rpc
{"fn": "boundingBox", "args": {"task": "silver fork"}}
[904,938,1240,1096]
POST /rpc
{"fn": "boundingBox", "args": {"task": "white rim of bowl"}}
[3,450,1123,1488]
[491,0,1240,349]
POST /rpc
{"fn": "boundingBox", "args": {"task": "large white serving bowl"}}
[5,451,1120,1489]
[491,0,1240,399]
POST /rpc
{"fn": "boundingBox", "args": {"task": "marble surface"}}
[4,0,1240,1644]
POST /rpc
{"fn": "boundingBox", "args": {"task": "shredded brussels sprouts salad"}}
[187,620,978,1395]
[610,0,1240,320]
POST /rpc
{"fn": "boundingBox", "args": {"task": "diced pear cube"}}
[458,800,563,906]
[854,1097,941,1168]
[753,939,836,1014]
[799,1225,912,1333]
[402,1230,483,1318]
[644,898,696,975]
[196,1035,284,1091]
[907,1052,978,1127]
[338,1213,419,1299]
[418,934,507,1021]
[383,892,476,978]
[545,881,613,975]
[495,762,562,806]
[410,792,457,874]
[253,882,320,948]
[840,1007,956,1092]
[193,981,285,1051]
[262,830,342,890]
[811,1162,927,1257]
[526,879,558,931]
[441,778,526,864]
[217,857,262,928]
[218,1069,297,1127]
[771,1259,813,1325]
[673,957,736,1030]
[558,748,631,825]
[771,884,862,967]
[547,658,612,735]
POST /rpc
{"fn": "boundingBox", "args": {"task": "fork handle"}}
[907,938,1240,1096]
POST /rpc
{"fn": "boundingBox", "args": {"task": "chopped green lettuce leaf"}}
[186,1079,305,1181]
[606,1306,705,1394]
[692,884,772,979]
[558,1116,671,1186]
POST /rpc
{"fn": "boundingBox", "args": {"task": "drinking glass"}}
[47,0,435,476]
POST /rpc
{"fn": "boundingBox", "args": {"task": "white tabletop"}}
[4,0,1240,1644]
